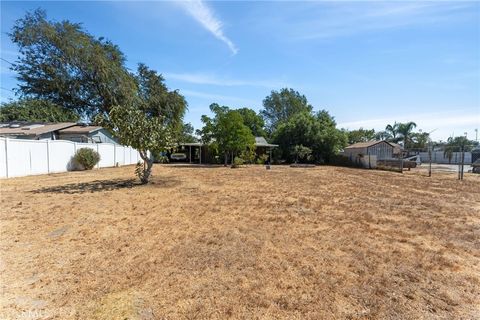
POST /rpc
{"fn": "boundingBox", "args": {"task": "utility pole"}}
[458,145,465,180]
[426,128,437,178]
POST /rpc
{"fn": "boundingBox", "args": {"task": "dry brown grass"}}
[0,165,479,319]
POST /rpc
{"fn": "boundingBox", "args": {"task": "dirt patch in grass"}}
[0,165,479,319]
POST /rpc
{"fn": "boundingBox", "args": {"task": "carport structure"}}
[180,142,204,164]
[177,137,278,164]
[254,137,278,161]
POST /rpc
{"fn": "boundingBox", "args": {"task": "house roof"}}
[179,137,278,148]
[180,142,203,147]
[345,140,393,149]
[0,122,77,137]
[58,125,103,134]
[255,136,278,147]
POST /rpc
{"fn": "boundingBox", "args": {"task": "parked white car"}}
[170,153,187,160]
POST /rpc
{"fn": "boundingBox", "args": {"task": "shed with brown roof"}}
[343,140,394,160]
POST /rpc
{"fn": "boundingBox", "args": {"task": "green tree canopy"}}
[346,128,376,144]
[177,123,198,143]
[0,99,79,122]
[98,64,187,183]
[409,132,430,150]
[261,88,313,133]
[273,110,347,163]
[236,107,266,137]
[10,9,137,118]
[291,145,312,163]
[197,103,255,165]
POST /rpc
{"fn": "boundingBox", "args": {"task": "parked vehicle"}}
[170,153,187,161]
[472,159,480,174]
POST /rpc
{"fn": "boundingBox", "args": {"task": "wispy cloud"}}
[338,109,480,141]
[273,2,476,40]
[182,89,257,106]
[165,72,289,88]
[177,0,238,55]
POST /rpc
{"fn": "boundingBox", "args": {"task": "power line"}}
[0,57,14,65]
[0,87,14,92]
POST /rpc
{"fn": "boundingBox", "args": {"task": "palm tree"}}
[385,122,399,142]
[443,138,455,164]
[397,122,417,148]
[375,130,392,141]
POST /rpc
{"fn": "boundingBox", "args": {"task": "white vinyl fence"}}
[0,137,141,178]
[417,151,472,164]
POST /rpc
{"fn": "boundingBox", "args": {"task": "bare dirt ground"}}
[0,165,479,319]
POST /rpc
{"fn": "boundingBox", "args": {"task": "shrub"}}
[73,148,100,170]
[256,154,269,165]
[240,149,256,164]
[231,157,244,168]
[153,152,169,163]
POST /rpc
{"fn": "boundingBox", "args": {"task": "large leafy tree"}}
[273,110,347,163]
[197,103,255,165]
[261,88,313,133]
[99,64,187,183]
[0,99,79,122]
[409,132,430,150]
[236,107,266,137]
[216,110,255,165]
[312,110,348,162]
[10,9,137,118]
[346,128,376,144]
[177,123,198,143]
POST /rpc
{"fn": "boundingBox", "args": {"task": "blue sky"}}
[1,1,479,141]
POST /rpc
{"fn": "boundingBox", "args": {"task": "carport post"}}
[189,146,192,164]
[199,146,202,164]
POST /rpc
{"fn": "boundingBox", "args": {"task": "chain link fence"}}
[376,145,479,180]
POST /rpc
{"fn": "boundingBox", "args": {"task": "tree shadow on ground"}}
[31,179,139,194]
[165,164,225,169]
[31,177,182,194]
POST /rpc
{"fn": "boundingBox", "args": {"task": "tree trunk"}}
[142,158,153,184]
[139,151,153,184]
[224,152,228,167]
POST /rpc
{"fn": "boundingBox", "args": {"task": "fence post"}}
[4,138,9,178]
[460,146,465,180]
[96,143,100,168]
[46,139,50,174]
[428,143,432,177]
[399,152,403,173]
